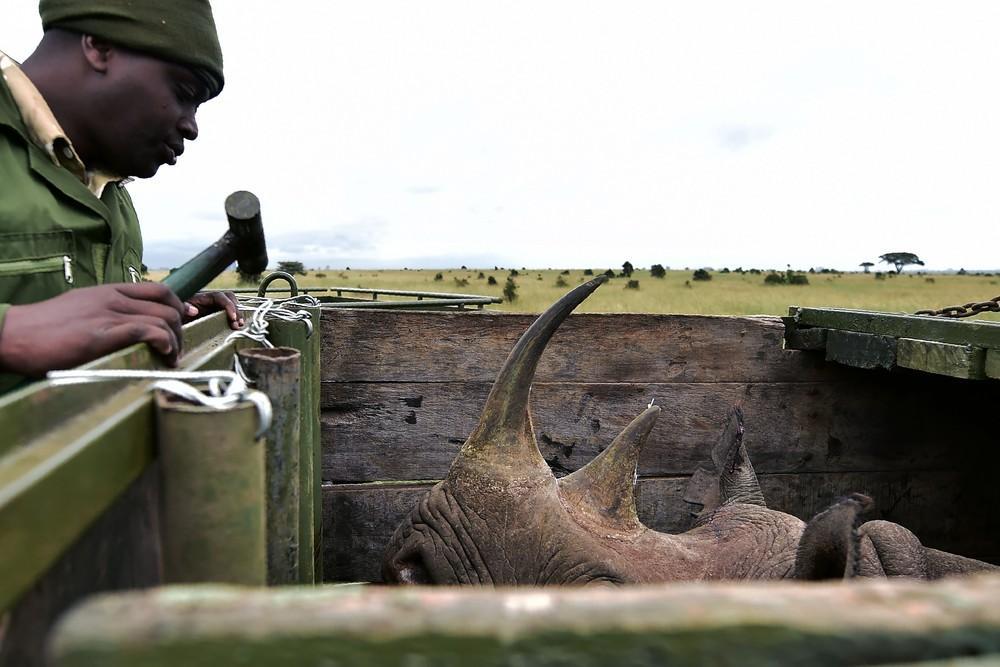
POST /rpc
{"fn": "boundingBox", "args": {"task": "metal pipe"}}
[237,347,301,585]
[156,391,266,585]
[267,315,316,584]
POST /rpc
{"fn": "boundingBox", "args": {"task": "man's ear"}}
[81,35,114,73]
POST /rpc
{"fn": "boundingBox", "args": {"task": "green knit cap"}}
[39,0,224,98]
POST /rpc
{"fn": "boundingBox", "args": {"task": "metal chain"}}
[47,369,272,438]
[915,295,1000,318]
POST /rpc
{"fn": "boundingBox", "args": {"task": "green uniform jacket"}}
[0,74,144,390]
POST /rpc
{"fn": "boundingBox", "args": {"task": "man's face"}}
[90,48,208,178]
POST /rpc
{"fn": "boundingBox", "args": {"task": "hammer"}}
[161,191,269,302]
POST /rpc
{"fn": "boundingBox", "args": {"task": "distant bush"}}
[787,273,809,285]
[684,280,692,288]
[560,269,570,275]
[461,265,468,270]
[583,269,594,276]
[314,272,327,279]
[454,277,469,287]
[721,267,731,274]
[621,261,634,277]
[692,269,712,281]
[433,272,443,281]
[925,277,936,283]
[277,260,307,276]
[237,269,261,287]
[625,280,639,289]
[555,275,568,287]
[749,268,761,275]
[510,269,519,277]
[763,272,784,285]
[536,275,543,280]
[958,268,967,275]
[874,272,886,280]
[477,272,485,279]
[650,264,666,278]
[603,269,615,279]
[487,276,498,285]
[503,277,518,302]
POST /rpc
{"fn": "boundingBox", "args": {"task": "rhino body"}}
[383,277,996,585]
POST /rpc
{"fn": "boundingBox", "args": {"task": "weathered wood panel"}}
[0,466,162,667]
[323,469,1000,583]
[321,378,999,483]
[321,311,843,384]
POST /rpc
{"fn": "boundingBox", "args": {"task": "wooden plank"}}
[0,466,161,667]
[897,338,987,380]
[321,378,1000,483]
[825,330,897,370]
[793,306,1000,349]
[0,314,239,613]
[322,469,999,583]
[984,348,1000,380]
[321,311,844,384]
[47,579,1000,667]
[781,318,828,351]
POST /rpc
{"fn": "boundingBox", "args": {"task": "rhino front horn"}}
[459,276,608,468]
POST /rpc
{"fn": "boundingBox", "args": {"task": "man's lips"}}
[163,143,183,165]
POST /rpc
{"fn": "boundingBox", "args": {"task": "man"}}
[0,1,241,391]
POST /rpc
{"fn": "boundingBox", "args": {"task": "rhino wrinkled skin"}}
[383,277,997,585]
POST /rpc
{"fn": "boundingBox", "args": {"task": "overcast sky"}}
[7,2,1000,271]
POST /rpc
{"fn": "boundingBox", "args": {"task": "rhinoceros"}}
[383,277,996,585]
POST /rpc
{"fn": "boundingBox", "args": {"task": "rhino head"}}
[382,277,998,585]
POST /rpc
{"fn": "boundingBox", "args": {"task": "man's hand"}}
[0,283,188,377]
[183,291,244,330]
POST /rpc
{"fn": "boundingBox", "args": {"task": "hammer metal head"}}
[225,191,269,276]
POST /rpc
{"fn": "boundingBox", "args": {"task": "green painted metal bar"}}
[307,306,323,581]
[156,393,265,585]
[792,306,1000,349]
[49,578,1000,667]
[237,347,301,585]
[234,285,502,301]
[0,313,237,612]
[267,314,316,584]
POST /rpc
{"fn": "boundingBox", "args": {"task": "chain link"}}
[915,295,1000,319]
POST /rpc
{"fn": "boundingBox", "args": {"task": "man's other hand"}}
[0,283,188,376]
[184,291,243,330]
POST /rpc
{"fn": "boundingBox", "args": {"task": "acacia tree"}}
[879,252,924,274]
[859,261,874,274]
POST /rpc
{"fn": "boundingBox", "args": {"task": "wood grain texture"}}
[0,466,162,667]
[896,338,987,380]
[323,468,1000,583]
[321,311,843,384]
[825,330,897,370]
[321,377,999,483]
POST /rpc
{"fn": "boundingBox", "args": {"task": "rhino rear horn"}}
[715,407,767,507]
[459,276,608,469]
[793,493,873,580]
[559,405,661,530]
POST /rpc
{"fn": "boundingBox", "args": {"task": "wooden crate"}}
[319,310,1000,582]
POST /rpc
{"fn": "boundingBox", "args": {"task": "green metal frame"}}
[234,286,501,310]
[0,312,242,612]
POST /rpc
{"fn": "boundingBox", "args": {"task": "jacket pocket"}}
[0,230,75,304]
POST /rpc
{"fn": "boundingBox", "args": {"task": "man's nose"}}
[179,114,199,141]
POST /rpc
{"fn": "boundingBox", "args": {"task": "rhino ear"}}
[793,493,873,580]
[559,405,661,530]
[459,277,607,470]
[716,406,767,507]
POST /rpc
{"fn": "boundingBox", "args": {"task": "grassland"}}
[149,267,1000,320]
